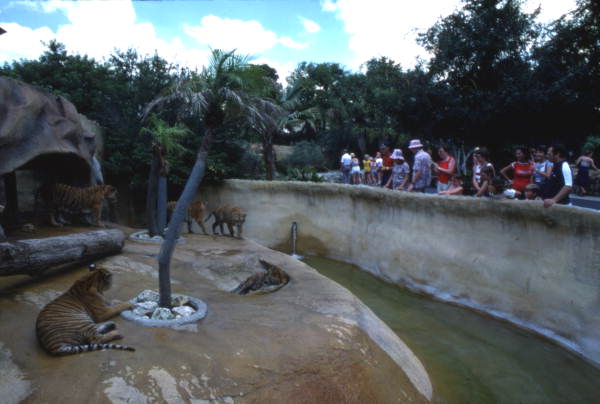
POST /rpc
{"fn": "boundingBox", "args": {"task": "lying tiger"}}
[166,200,208,234]
[36,264,134,356]
[205,205,246,238]
[232,259,290,295]
[48,183,117,227]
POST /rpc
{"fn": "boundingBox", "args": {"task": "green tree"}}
[533,0,600,144]
[419,0,540,147]
[140,115,190,236]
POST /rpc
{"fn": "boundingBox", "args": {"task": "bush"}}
[583,136,600,157]
[286,167,324,182]
[283,141,326,171]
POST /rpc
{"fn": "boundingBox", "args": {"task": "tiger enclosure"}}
[1,0,600,402]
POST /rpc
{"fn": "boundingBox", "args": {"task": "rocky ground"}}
[0,227,431,403]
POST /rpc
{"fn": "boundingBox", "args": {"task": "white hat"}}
[408,139,424,149]
[390,149,404,160]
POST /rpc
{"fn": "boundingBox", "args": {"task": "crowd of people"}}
[340,140,599,208]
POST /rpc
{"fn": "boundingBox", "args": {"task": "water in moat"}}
[302,256,600,404]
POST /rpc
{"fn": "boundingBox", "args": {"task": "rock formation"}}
[0,76,99,178]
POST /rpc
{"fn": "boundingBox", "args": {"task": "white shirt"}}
[340,153,351,166]
[561,161,573,187]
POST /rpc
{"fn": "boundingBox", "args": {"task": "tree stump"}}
[0,229,125,277]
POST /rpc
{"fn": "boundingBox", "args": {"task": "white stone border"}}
[128,230,186,244]
[121,294,207,328]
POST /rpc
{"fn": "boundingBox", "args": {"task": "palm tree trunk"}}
[157,130,213,308]
[156,175,167,236]
[263,135,275,181]
[146,156,160,237]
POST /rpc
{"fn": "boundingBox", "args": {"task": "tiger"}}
[205,205,246,238]
[36,264,135,356]
[47,183,117,228]
[166,200,208,234]
[232,259,290,295]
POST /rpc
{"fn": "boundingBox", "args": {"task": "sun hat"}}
[408,139,424,149]
[390,149,405,160]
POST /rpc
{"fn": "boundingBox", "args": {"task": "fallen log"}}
[0,229,125,277]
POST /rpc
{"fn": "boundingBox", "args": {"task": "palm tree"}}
[141,115,190,236]
[252,82,320,180]
[142,49,280,307]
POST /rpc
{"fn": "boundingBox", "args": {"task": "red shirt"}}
[383,156,394,168]
[438,156,455,184]
[512,161,534,192]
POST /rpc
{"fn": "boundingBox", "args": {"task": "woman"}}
[574,151,598,195]
[432,146,456,193]
[533,148,553,188]
[472,147,495,194]
[500,147,534,194]
[350,153,361,185]
[385,149,410,191]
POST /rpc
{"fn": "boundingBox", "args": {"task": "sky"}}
[0,0,578,84]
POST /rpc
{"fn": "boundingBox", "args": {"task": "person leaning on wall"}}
[407,139,432,192]
[432,145,456,193]
[543,144,573,207]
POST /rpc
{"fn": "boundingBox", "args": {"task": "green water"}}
[302,256,600,404]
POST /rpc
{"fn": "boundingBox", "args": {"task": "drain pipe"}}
[291,221,302,259]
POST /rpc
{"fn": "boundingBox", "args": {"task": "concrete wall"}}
[203,180,600,367]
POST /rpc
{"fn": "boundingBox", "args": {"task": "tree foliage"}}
[1,0,598,179]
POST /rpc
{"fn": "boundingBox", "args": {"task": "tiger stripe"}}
[36,266,135,356]
[49,183,117,227]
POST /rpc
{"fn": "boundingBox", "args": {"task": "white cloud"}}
[322,0,459,70]
[323,0,577,71]
[1,1,211,69]
[0,22,54,62]
[278,36,308,50]
[185,15,277,54]
[524,0,577,22]
[321,0,338,12]
[299,16,320,33]
[184,15,308,55]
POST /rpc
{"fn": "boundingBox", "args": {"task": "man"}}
[340,149,352,184]
[379,144,394,187]
[543,145,572,207]
[407,139,432,192]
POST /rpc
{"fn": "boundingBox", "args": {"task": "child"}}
[385,149,410,190]
[488,176,519,200]
[524,183,542,200]
[439,175,464,196]
[350,153,361,185]
[363,154,374,185]
[370,156,378,185]
[475,166,495,197]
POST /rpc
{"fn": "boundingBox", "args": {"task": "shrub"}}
[283,141,326,171]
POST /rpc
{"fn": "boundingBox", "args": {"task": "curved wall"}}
[203,180,600,367]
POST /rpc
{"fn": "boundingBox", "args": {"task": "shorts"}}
[351,166,361,174]
[437,182,451,193]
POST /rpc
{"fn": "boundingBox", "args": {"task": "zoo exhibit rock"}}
[0,76,98,177]
[0,232,431,403]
